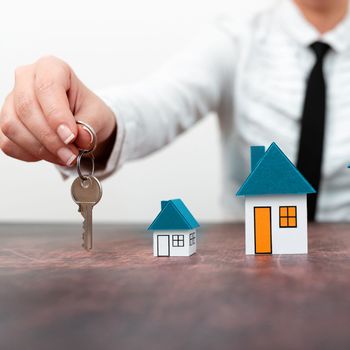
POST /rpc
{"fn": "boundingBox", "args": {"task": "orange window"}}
[279,206,297,228]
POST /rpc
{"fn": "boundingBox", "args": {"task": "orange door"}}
[254,207,272,254]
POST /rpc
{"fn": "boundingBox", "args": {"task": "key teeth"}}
[79,208,86,220]
[81,218,88,250]
[82,232,87,250]
[77,204,92,251]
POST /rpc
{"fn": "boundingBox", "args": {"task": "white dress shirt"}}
[63,0,350,221]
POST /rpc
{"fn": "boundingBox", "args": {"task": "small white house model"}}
[148,199,200,257]
[236,143,316,255]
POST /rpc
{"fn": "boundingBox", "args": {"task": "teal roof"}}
[236,142,316,196]
[148,199,200,230]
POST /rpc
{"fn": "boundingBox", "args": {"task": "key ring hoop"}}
[77,151,95,181]
[76,120,97,154]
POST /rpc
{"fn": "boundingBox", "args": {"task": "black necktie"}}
[296,41,331,222]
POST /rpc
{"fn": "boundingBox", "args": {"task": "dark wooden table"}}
[0,223,350,350]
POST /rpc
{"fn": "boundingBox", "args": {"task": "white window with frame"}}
[189,232,196,246]
[172,235,184,247]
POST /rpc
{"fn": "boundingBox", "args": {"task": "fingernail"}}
[57,147,76,167]
[57,124,75,144]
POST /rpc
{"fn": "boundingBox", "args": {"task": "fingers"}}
[34,56,78,142]
[1,94,65,165]
[0,128,39,162]
[13,65,78,166]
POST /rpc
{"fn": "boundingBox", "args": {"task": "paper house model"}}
[236,142,315,255]
[148,199,200,257]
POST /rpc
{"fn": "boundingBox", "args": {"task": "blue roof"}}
[148,199,200,231]
[236,142,316,196]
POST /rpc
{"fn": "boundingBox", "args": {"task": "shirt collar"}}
[278,0,350,52]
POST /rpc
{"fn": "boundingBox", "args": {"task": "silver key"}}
[71,175,102,250]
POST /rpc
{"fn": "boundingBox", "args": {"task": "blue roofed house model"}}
[236,143,315,255]
[148,199,200,257]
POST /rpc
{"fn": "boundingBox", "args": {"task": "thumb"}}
[75,122,95,151]
[72,91,116,152]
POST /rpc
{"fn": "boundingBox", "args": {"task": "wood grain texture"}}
[0,223,350,350]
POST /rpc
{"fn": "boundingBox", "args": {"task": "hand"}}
[0,56,116,166]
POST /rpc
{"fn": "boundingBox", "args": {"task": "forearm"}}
[100,24,236,164]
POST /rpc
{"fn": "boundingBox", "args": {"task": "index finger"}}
[34,56,78,144]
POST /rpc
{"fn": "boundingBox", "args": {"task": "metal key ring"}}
[76,120,97,154]
[77,151,95,181]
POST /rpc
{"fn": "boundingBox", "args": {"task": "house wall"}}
[245,195,308,254]
[153,230,197,256]
[189,231,197,256]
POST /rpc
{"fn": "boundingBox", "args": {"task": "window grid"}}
[172,235,184,247]
[189,232,196,246]
[279,206,297,228]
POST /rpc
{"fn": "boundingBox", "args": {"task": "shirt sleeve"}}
[56,21,237,180]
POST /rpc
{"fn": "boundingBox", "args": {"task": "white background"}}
[0,0,275,223]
